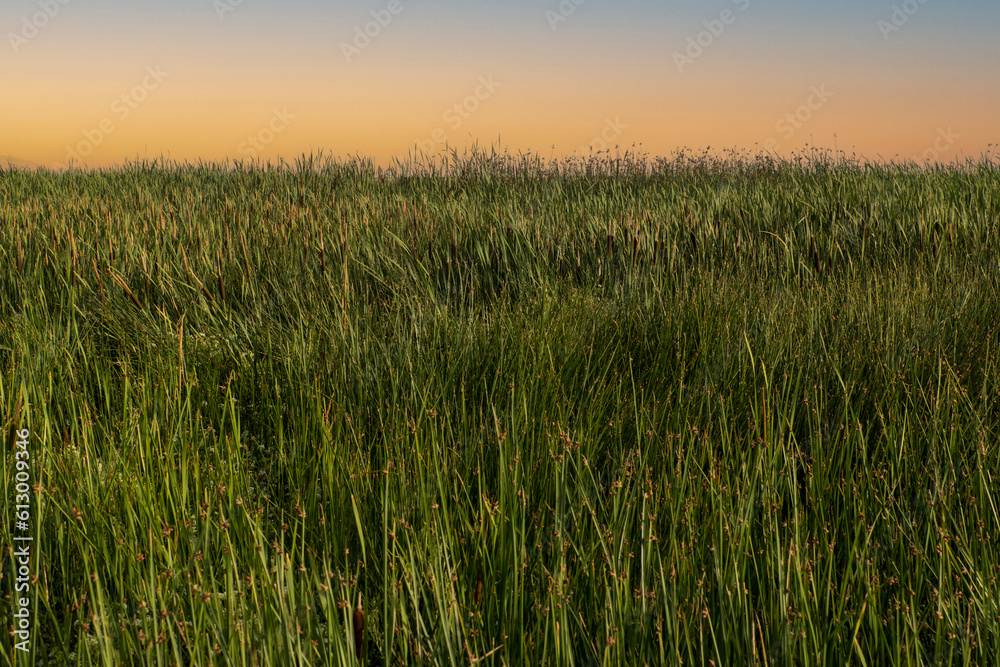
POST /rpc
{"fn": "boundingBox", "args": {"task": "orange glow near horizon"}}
[3,3,997,170]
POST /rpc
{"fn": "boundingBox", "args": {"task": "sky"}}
[2,0,998,169]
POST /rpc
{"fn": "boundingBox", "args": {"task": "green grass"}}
[1,148,999,666]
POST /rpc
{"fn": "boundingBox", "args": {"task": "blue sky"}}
[3,0,997,168]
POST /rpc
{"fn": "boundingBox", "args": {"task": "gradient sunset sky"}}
[3,0,998,169]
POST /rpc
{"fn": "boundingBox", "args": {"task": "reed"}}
[0,149,998,666]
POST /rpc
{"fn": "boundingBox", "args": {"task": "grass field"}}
[1,150,999,666]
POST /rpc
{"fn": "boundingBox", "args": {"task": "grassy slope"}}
[1,153,999,665]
